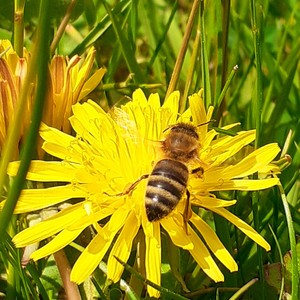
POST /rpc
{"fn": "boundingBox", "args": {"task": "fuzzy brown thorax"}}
[162,123,199,162]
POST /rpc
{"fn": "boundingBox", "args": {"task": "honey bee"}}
[145,123,204,223]
[108,121,209,229]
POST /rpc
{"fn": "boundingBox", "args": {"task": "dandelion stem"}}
[54,250,81,300]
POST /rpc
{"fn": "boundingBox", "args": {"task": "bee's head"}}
[162,123,199,161]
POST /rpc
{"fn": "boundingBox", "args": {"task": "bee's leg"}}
[183,189,192,234]
[105,174,149,196]
[191,166,204,175]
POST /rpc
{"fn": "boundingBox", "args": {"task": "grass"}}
[0,0,299,299]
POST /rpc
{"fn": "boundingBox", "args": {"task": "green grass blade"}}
[99,0,145,83]
[114,256,189,300]
[147,1,178,71]
[278,183,299,299]
[13,0,25,57]
[70,0,131,56]
[199,0,212,107]
[250,1,265,299]
[0,0,51,239]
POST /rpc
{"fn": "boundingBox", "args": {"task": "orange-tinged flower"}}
[0,39,105,156]
[0,40,31,154]
[45,47,106,133]
[6,89,280,298]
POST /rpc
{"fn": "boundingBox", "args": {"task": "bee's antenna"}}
[163,119,215,133]
[163,125,173,133]
[196,119,215,128]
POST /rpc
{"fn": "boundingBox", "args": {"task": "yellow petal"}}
[193,178,279,192]
[67,203,116,231]
[70,100,115,154]
[79,67,106,100]
[31,228,82,260]
[210,207,271,251]
[160,91,181,131]
[1,185,87,213]
[189,92,207,124]
[222,143,281,178]
[162,90,180,113]
[179,107,192,122]
[71,232,114,284]
[73,47,96,98]
[207,130,256,166]
[206,105,214,121]
[71,208,128,284]
[230,178,279,190]
[132,88,148,105]
[7,160,80,182]
[190,213,238,272]
[77,98,105,115]
[39,124,86,163]
[13,203,87,246]
[72,99,107,132]
[107,211,140,282]
[188,227,224,282]
[145,222,161,298]
[148,92,161,110]
[40,123,75,146]
[192,196,237,208]
[0,40,14,54]
[189,92,210,140]
[161,217,194,250]
[105,208,130,234]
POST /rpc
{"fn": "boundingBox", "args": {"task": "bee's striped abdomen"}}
[145,159,189,221]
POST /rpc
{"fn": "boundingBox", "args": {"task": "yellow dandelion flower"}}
[6,89,280,298]
[0,39,105,156]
